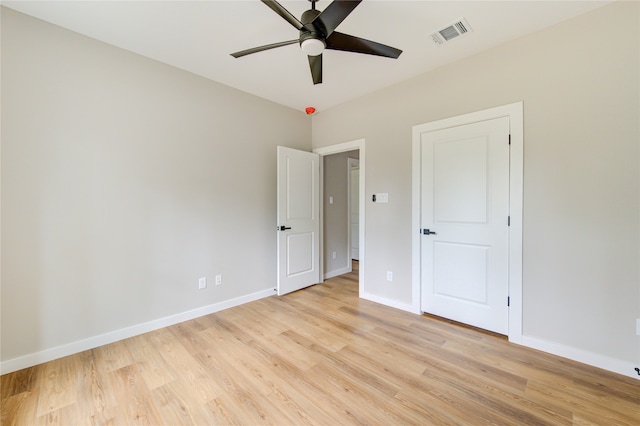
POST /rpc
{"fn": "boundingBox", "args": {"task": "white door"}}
[420,117,510,334]
[277,146,320,296]
[349,160,360,260]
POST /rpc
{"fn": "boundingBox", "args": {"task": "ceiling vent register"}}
[431,18,473,45]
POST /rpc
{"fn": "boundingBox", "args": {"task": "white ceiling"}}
[3,0,611,113]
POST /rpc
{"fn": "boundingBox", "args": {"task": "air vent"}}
[431,18,473,45]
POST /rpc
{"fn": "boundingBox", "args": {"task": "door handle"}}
[422,229,437,235]
[279,226,292,231]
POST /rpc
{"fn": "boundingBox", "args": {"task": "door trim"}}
[411,102,523,343]
[314,139,365,297]
[348,158,360,263]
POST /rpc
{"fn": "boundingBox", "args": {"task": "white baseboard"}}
[360,291,421,315]
[324,266,352,280]
[520,335,639,380]
[0,288,275,375]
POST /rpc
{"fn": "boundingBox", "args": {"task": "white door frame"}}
[411,102,523,343]
[314,139,365,296]
[348,158,360,262]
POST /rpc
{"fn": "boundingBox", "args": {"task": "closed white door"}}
[420,117,510,334]
[277,146,320,296]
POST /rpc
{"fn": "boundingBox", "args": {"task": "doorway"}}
[314,139,365,297]
[322,150,359,279]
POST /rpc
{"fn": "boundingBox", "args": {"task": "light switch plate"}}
[375,193,389,203]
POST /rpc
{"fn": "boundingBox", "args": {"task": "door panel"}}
[435,136,488,223]
[286,158,314,219]
[434,242,489,303]
[277,146,320,295]
[286,232,314,275]
[420,117,509,334]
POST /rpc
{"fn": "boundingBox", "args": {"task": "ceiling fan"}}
[231,0,402,85]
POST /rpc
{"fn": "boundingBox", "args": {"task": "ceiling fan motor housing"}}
[300,10,323,39]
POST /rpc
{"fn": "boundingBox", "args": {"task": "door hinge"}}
[508,134,511,145]
[507,296,510,307]
[508,216,511,226]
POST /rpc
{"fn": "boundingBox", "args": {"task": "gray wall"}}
[312,1,639,369]
[1,8,310,363]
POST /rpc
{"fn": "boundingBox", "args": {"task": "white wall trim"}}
[0,288,275,375]
[521,335,640,380]
[361,292,421,315]
[314,139,364,156]
[314,139,365,297]
[325,266,353,280]
[411,102,524,344]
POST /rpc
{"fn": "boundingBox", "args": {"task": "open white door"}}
[277,146,320,295]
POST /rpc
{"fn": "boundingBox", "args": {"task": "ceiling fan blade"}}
[231,39,298,58]
[261,0,304,31]
[314,0,362,37]
[326,31,402,58]
[308,54,322,85]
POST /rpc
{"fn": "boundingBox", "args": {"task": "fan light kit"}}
[301,38,325,56]
[231,0,402,85]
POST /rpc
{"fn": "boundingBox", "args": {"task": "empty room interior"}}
[1,0,639,424]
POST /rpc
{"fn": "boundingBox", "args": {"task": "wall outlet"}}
[215,274,222,286]
[198,277,207,289]
[332,251,337,260]
[386,271,393,281]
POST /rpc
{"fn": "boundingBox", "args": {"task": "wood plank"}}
[34,355,79,417]
[123,333,176,391]
[106,364,162,425]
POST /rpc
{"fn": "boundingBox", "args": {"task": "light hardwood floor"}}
[2,262,639,425]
